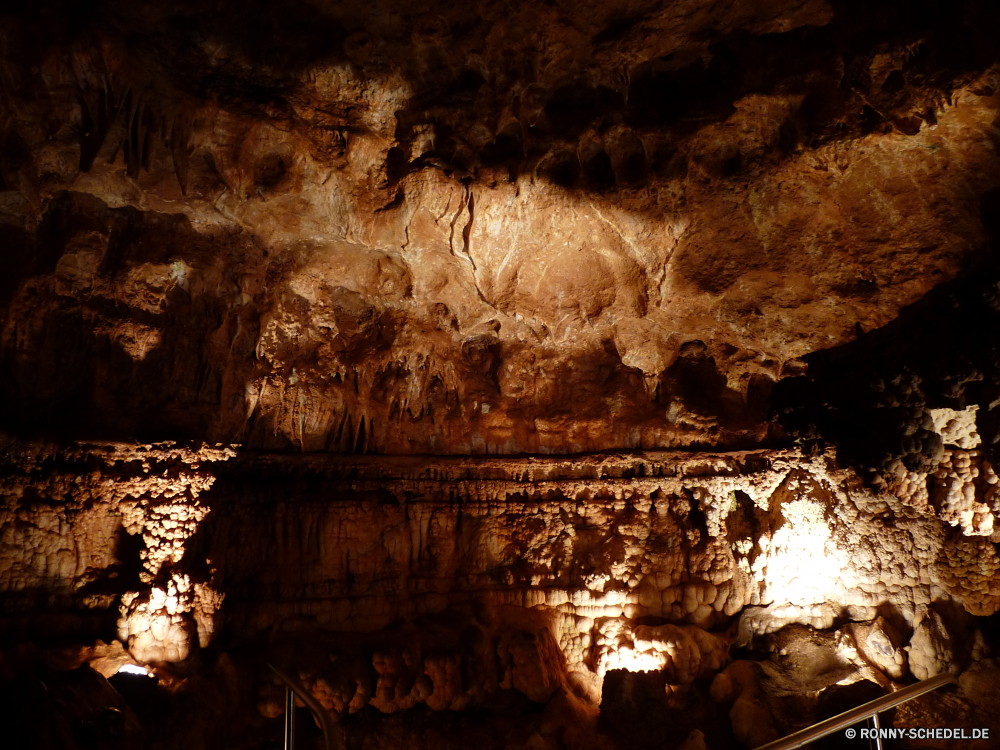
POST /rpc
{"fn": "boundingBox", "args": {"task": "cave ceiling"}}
[6,1,1000,749]
[2,0,1000,453]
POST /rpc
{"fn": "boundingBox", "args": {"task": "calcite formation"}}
[3,438,1000,747]
[4,0,1000,748]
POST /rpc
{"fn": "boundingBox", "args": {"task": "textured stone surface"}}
[5,0,1000,747]
[2,442,999,747]
[3,2,1000,455]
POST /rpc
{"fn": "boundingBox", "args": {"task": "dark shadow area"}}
[3,0,1000,197]
[772,186,1000,478]
[0,663,144,750]
[810,679,887,750]
[0,191,260,443]
[107,670,162,730]
[600,669,738,750]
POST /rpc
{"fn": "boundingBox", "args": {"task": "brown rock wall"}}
[4,4,1000,455]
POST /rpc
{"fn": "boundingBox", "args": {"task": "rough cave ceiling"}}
[3,0,1000,452]
[4,1,1000,749]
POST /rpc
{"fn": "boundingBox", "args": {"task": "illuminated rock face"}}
[0,443,233,663]
[4,2,1000,457]
[3,442,999,744]
[4,0,1000,747]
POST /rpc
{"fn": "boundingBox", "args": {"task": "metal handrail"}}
[754,671,957,750]
[268,662,336,750]
[263,662,953,750]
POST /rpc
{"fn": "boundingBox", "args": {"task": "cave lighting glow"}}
[757,497,848,605]
[603,647,666,674]
[117,664,151,677]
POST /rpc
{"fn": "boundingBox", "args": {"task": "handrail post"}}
[268,661,335,750]
[284,685,296,750]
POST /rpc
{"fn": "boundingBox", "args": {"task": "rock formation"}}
[3,0,1000,748]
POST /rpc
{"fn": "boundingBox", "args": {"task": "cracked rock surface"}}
[4,1,1000,453]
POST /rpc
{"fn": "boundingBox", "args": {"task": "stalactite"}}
[78,82,126,173]
[170,113,193,194]
[125,95,143,179]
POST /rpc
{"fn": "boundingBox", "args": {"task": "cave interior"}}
[3,1,1000,748]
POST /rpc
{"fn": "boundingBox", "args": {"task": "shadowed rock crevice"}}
[772,187,1000,481]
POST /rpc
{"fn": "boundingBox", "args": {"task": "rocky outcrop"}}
[1,441,998,748]
[4,3,1000,455]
